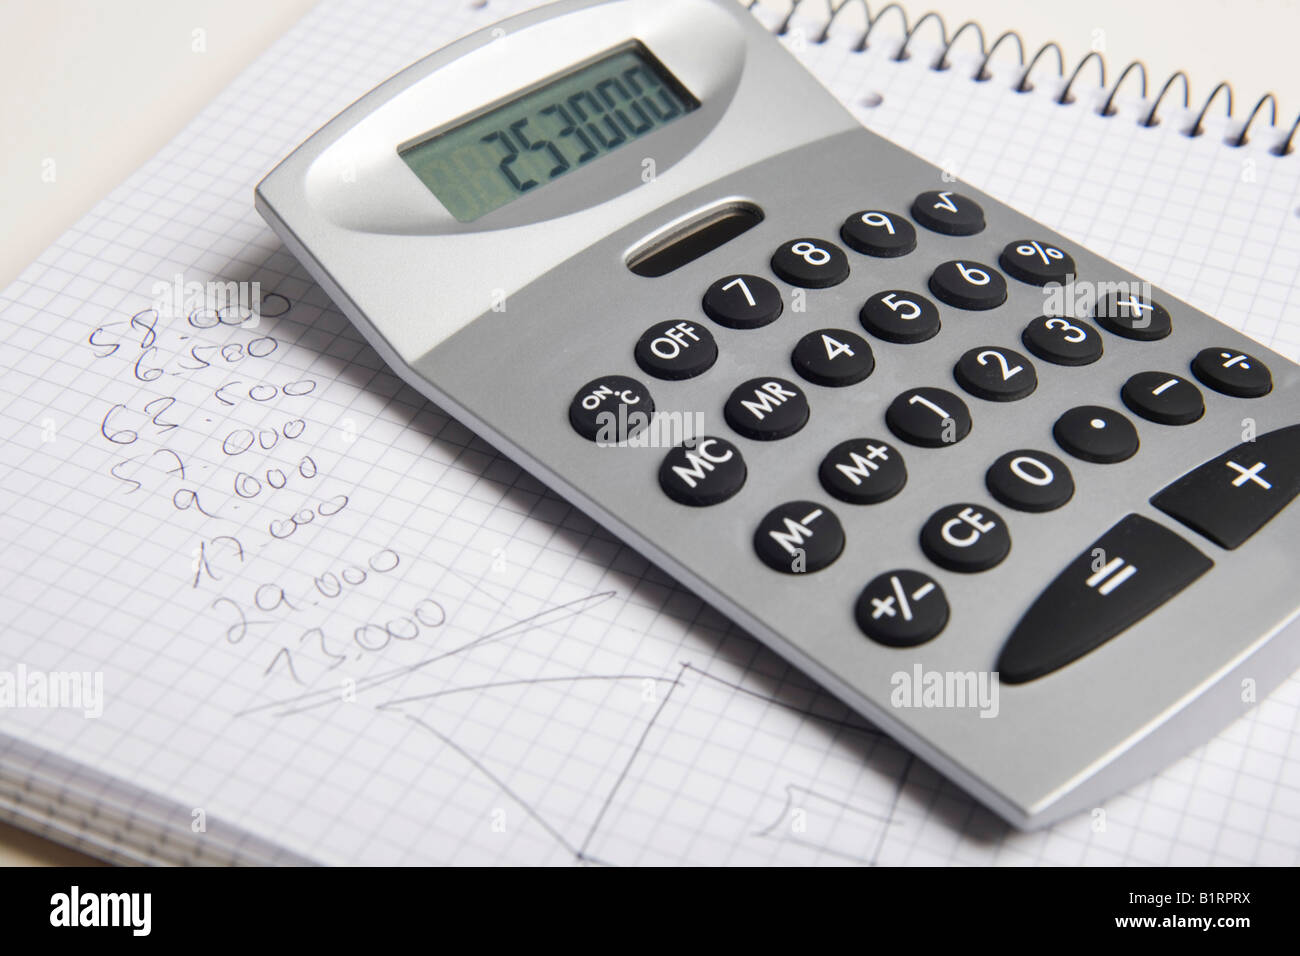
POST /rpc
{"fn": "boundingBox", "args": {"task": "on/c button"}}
[1151,424,1300,549]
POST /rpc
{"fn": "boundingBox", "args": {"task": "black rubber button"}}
[819,438,907,505]
[953,346,1037,401]
[724,377,809,440]
[998,239,1077,286]
[770,238,849,289]
[791,329,874,387]
[840,210,917,257]
[702,274,783,330]
[1151,424,1300,549]
[855,570,949,647]
[986,449,1074,512]
[569,375,654,443]
[886,387,972,447]
[860,289,941,344]
[1053,405,1139,463]
[1121,371,1204,425]
[635,319,717,380]
[997,514,1212,683]
[658,437,746,507]
[1021,315,1104,366]
[920,502,1011,572]
[928,259,1007,310]
[1190,347,1273,398]
[754,501,844,574]
[1094,291,1171,341]
[910,190,985,236]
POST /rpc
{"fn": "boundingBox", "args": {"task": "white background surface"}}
[2,0,1298,865]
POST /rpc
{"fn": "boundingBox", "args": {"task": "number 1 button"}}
[770,238,849,288]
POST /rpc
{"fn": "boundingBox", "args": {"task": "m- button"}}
[1152,424,1300,549]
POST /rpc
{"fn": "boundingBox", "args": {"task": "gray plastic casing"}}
[256,0,1300,829]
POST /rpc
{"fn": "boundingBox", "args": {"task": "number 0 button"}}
[702,274,782,329]
[754,501,844,574]
[986,450,1074,512]
[954,346,1037,402]
[569,375,654,443]
[886,387,972,447]
[770,238,849,288]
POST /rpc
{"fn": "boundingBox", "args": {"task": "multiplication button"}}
[568,375,654,443]
[855,570,949,647]
[658,437,746,507]
[702,274,783,329]
[818,438,907,504]
[753,501,844,574]
[724,377,809,440]
[635,320,717,380]
[920,503,1011,572]
[1094,291,1171,341]
[770,238,849,288]
[1191,347,1273,398]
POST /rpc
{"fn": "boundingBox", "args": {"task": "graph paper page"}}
[0,0,1297,865]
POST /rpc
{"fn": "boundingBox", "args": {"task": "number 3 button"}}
[954,346,1037,401]
[770,238,849,289]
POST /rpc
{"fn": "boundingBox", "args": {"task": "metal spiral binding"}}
[754,0,1298,155]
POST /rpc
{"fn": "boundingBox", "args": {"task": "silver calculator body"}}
[256,0,1300,829]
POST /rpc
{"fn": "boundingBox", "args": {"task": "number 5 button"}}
[954,346,1037,401]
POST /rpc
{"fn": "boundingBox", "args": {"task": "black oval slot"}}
[626,201,764,277]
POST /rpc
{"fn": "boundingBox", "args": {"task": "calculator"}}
[256,0,1300,828]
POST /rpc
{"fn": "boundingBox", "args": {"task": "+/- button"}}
[1151,424,1300,549]
[1190,347,1273,398]
[754,501,844,574]
[996,514,1212,683]
[855,570,949,647]
[1053,406,1139,463]
[635,320,717,380]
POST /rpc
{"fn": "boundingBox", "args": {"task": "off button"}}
[634,320,718,380]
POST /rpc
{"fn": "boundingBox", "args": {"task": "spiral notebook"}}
[2,0,1299,866]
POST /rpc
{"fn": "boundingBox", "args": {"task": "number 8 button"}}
[770,238,850,288]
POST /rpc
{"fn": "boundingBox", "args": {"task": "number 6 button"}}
[929,260,1007,310]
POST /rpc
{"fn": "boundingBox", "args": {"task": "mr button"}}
[1151,424,1300,549]
[920,503,1010,572]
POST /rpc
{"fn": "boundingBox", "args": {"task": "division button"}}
[753,500,845,574]
[791,328,874,386]
[1190,347,1273,398]
[634,319,718,380]
[1094,291,1171,341]
[770,238,850,288]
[859,290,941,344]
[910,189,985,236]
[920,502,1011,572]
[928,259,1008,310]
[1120,371,1204,425]
[702,274,783,329]
[568,375,654,443]
[1151,423,1300,549]
[996,514,1213,683]
[840,209,917,257]
[1021,315,1104,366]
[985,450,1074,512]
[953,346,1037,401]
[658,437,747,507]
[724,377,809,440]
[818,438,907,504]
[886,387,972,447]
[1053,405,1139,463]
[855,570,949,647]
[999,239,1077,286]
